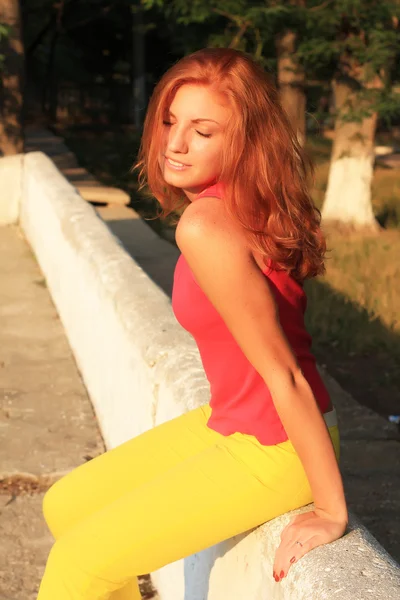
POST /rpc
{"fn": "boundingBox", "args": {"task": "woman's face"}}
[160,84,231,201]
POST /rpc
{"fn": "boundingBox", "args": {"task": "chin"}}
[163,172,196,188]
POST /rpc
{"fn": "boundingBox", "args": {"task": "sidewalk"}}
[0,226,157,599]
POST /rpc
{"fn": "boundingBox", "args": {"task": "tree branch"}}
[26,16,55,55]
[310,0,334,12]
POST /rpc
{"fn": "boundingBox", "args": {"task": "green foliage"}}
[0,22,11,72]
[0,23,10,40]
[19,0,400,127]
[140,0,400,124]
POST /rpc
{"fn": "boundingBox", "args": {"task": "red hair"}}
[133,47,326,282]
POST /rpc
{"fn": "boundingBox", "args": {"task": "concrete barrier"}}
[1,151,399,599]
[0,154,23,225]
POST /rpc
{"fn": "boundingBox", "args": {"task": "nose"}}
[167,124,189,155]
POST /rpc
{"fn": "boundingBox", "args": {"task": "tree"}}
[275,27,306,145]
[0,0,24,156]
[311,1,400,229]
[141,0,309,142]
[0,22,10,70]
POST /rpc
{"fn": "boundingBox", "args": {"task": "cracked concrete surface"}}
[0,225,104,599]
[0,226,157,599]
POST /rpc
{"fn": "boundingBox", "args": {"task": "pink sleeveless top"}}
[171,182,331,446]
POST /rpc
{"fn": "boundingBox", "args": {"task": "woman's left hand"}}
[272,509,347,583]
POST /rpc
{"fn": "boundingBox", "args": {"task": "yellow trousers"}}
[37,403,340,600]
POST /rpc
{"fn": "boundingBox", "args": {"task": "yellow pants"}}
[37,403,340,600]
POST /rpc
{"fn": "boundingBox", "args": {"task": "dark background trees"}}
[0,0,24,154]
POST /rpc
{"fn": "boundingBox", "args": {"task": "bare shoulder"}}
[174,196,296,389]
[176,196,267,273]
[175,195,250,256]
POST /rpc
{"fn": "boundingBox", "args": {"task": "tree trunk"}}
[276,30,306,146]
[0,0,24,156]
[322,63,382,230]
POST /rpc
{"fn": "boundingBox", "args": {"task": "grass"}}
[61,125,400,418]
[304,229,400,418]
[305,135,400,416]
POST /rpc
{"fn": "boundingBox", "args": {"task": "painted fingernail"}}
[280,570,284,579]
[290,556,296,564]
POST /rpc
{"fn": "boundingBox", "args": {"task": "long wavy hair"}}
[133,47,326,282]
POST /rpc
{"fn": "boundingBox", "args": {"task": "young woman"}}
[37,48,348,600]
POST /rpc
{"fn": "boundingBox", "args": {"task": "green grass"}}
[305,136,400,414]
[305,230,400,358]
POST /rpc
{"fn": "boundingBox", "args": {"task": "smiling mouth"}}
[165,156,191,167]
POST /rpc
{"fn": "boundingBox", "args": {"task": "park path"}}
[0,129,399,599]
[0,226,159,599]
[25,127,131,207]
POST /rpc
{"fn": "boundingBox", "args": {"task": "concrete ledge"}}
[20,152,205,447]
[153,509,400,600]
[25,127,131,205]
[4,151,400,598]
[0,154,23,224]
[75,184,130,205]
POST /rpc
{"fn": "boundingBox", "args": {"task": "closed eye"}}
[162,121,212,138]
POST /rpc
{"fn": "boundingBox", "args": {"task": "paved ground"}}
[25,128,130,207]
[0,226,158,600]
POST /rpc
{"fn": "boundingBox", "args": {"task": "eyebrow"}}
[168,111,220,125]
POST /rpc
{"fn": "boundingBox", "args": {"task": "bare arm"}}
[176,197,348,525]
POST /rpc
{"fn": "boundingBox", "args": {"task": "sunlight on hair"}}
[133,47,326,282]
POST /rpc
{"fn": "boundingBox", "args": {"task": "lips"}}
[165,156,191,167]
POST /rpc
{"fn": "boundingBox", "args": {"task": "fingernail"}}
[280,570,284,579]
[273,573,279,582]
[290,556,296,564]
